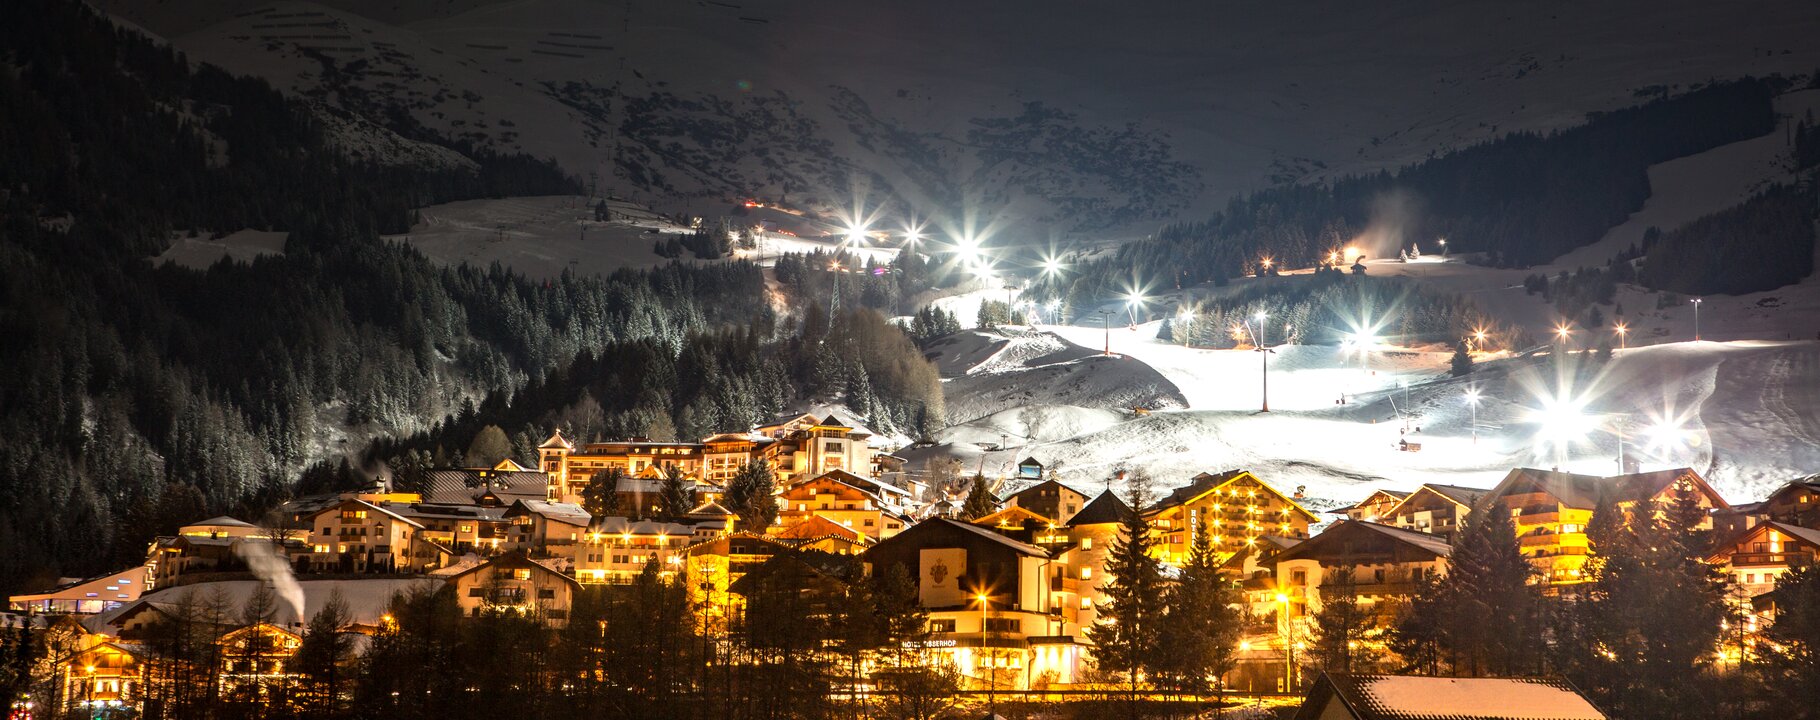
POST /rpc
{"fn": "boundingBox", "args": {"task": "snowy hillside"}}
[108,0,1820,238]
[911,315,1820,510]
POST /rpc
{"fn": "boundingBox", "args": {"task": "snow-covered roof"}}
[538,429,574,450]
[589,516,692,537]
[506,500,591,527]
[1298,673,1607,720]
[186,516,257,529]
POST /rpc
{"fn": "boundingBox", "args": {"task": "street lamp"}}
[1691,298,1703,341]
[1244,312,1277,412]
[1275,592,1293,692]
[1471,328,1489,352]
[1098,309,1117,355]
[1177,308,1195,347]
[977,592,994,714]
[1613,322,1629,349]
[1464,388,1482,444]
[1554,323,1573,354]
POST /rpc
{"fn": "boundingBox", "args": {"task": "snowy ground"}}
[386,195,895,279]
[912,319,1820,511]
[155,229,289,269]
[109,0,1820,239]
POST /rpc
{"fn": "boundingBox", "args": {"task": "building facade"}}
[1146,470,1319,567]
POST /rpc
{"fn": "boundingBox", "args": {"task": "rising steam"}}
[1349,189,1422,260]
[236,540,306,623]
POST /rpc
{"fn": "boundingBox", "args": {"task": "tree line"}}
[1055,78,1780,308]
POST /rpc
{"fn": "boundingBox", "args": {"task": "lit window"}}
[1079,567,1092,580]
[1080,538,1092,550]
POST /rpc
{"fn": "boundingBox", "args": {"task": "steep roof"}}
[1275,520,1452,564]
[1067,491,1132,526]
[1008,479,1084,505]
[972,505,1057,528]
[1424,484,1491,507]
[1150,469,1320,522]
[1295,672,1607,720]
[538,429,574,450]
[873,517,1052,558]
[1482,468,1605,510]
[505,500,591,527]
[1709,520,1820,562]
[773,515,868,543]
[686,500,736,517]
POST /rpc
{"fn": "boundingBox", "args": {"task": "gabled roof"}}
[304,498,425,530]
[686,500,736,517]
[972,505,1057,528]
[1332,489,1414,515]
[1018,456,1044,468]
[1067,491,1131,526]
[1274,520,1452,565]
[1708,520,1820,563]
[1607,468,1730,510]
[806,469,910,497]
[1385,484,1491,519]
[538,429,574,450]
[1481,468,1604,510]
[1423,484,1491,507]
[773,515,868,543]
[871,517,1053,559]
[1765,475,1820,503]
[1149,470,1321,522]
[505,500,591,528]
[588,516,691,537]
[1484,468,1729,512]
[1295,672,1607,720]
[446,553,580,588]
[1008,479,1084,505]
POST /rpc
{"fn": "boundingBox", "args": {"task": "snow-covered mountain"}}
[104,0,1820,238]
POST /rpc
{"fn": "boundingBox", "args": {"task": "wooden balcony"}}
[1727,551,1814,567]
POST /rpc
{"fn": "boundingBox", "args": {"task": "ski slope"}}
[913,321,1820,509]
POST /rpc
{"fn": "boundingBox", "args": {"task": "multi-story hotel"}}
[1478,467,1730,586]
[1381,483,1488,542]
[1146,470,1319,566]
[538,413,887,504]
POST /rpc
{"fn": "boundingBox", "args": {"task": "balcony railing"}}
[1727,551,1814,567]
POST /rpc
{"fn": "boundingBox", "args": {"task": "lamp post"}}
[1555,323,1573,354]
[1275,592,1293,692]
[977,592,994,715]
[1691,298,1703,341]
[1177,309,1194,347]
[1098,309,1117,355]
[1614,322,1629,349]
[1244,312,1276,413]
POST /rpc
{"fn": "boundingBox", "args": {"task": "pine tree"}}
[1563,493,1728,717]
[1086,479,1166,710]
[1393,502,1543,676]
[1449,340,1474,377]
[1757,564,1820,717]
[656,469,694,521]
[960,474,997,520]
[296,590,355,717]
[724,460,778,530]
[581,467,625,518]
[1158,517,1241,697]
[1310,564,1370,676]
